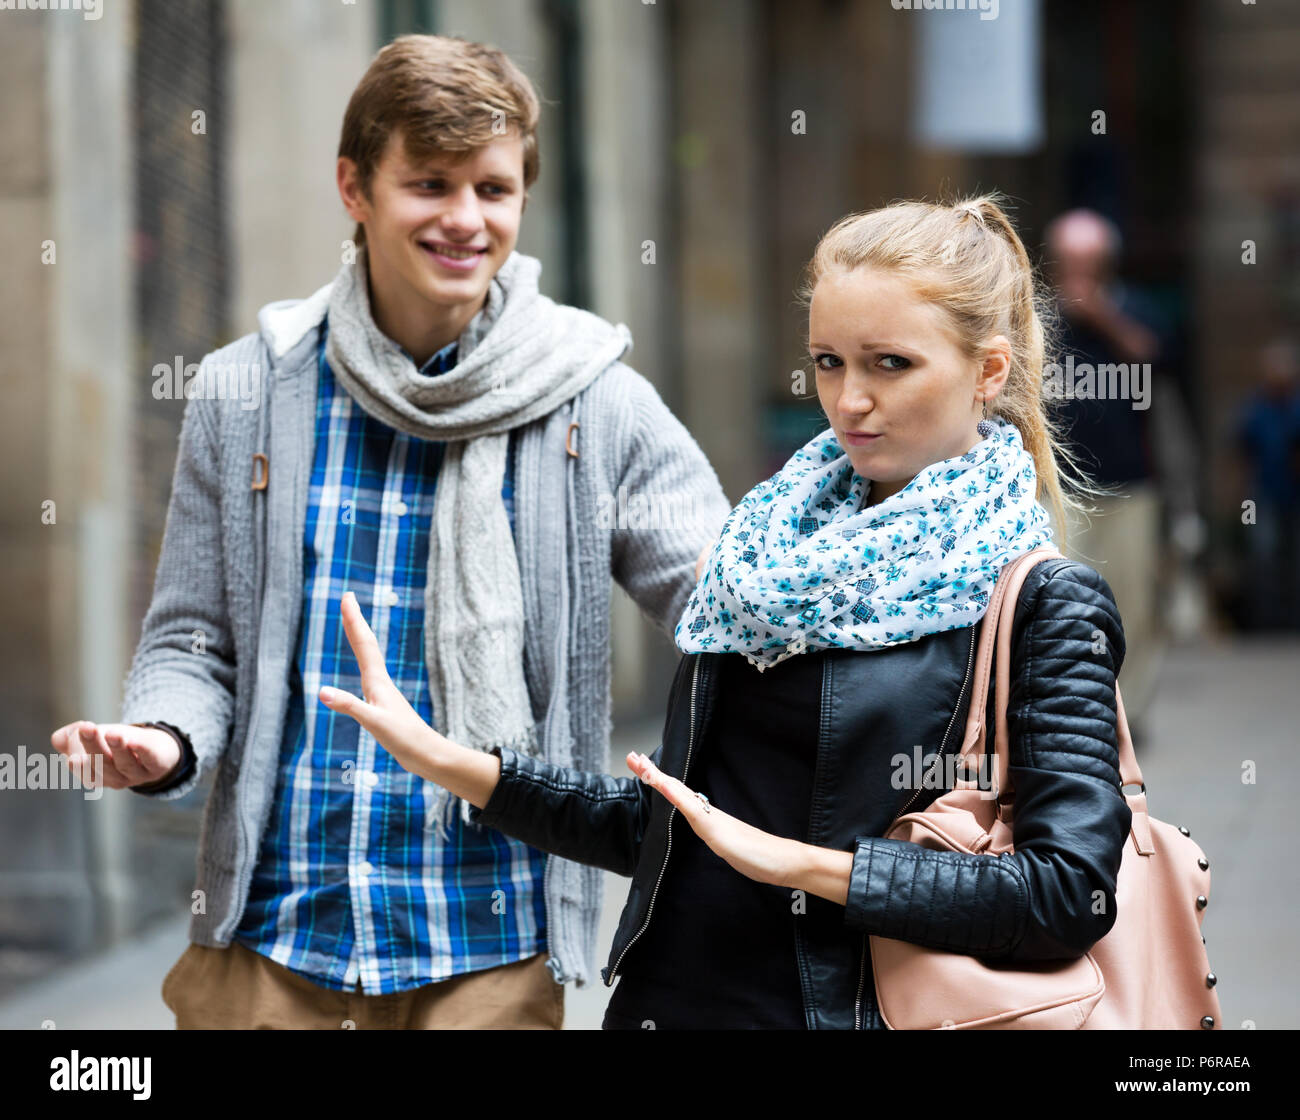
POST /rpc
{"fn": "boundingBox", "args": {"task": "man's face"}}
[1047,217,1113,293]
[342,130,526,320]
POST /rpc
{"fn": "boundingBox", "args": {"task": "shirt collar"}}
[410,338,459,378]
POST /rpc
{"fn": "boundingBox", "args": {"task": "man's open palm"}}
[49,721,181,790]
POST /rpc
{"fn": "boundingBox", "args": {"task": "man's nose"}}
[442,185,484,232]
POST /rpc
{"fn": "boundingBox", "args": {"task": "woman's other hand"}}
[627,751,801,888]
[627,751,854,903]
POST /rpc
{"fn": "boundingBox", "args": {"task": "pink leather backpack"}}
[870,547,1223,1029]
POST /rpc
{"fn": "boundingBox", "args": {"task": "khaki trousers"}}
[161,940,564,1029]
[1063,482,1163,728]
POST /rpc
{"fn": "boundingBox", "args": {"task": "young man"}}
[49,34,730,1029]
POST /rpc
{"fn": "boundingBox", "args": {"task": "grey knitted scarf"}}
[324,245,632,833]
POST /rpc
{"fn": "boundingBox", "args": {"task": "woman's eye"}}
[811,354,841,371]
[880,354,911,370]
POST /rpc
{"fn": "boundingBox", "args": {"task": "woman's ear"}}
[976,334,1013,405]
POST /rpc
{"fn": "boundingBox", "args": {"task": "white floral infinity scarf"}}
[674,418,1054,669]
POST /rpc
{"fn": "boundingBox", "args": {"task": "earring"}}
[976,397,995,439]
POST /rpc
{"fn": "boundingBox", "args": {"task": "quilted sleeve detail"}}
[844,560,1133,960]
[468,745,655,878]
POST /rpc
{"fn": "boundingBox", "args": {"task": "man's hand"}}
[695,541,711,582]
[49,721,181,790]
[1058,278,1160,363]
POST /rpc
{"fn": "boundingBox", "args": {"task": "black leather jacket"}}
[471,557,1133,1029]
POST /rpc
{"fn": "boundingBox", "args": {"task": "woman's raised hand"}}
[319,591,449,780]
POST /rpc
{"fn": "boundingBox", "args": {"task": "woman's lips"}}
[420,242,486,272]
[843,431,882,446]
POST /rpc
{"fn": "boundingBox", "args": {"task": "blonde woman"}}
[320,194,1132,1029]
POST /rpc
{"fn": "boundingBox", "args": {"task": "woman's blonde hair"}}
[796,191,1100,537]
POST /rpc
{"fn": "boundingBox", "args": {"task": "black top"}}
[1053,285,1166,487]
[602,649,844,1029]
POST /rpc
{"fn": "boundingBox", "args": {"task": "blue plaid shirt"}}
[234,321,548,993]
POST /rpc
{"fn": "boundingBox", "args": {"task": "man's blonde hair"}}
[338,34,542,247]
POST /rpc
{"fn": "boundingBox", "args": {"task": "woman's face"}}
[809,266,1007,506]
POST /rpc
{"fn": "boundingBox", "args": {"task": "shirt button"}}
[362,770,378,788]
[385,590,399,608]
[358,860,374,877]
[394,500,408,517]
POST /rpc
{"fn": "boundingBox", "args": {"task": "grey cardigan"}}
[119,279,733,987]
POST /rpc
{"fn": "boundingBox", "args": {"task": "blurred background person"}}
[1234,337,1300,631]
[1045,208,1170,741]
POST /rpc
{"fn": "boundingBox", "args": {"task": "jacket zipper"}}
[606,655,701,985]
[894,625,978,819]
[854,937,869,1030]
[854,624,978,1028]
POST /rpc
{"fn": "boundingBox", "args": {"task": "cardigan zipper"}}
[854,624,978,1029]
[228,373,277,942]
[606,655,702,985]
[545,403,576,984]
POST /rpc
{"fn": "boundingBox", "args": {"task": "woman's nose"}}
[836,387,875,418]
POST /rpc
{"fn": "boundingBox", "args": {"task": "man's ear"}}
[337,156,370,224]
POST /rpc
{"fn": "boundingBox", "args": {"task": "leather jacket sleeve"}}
[466,745,657,877]
[842,559,1134,961]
